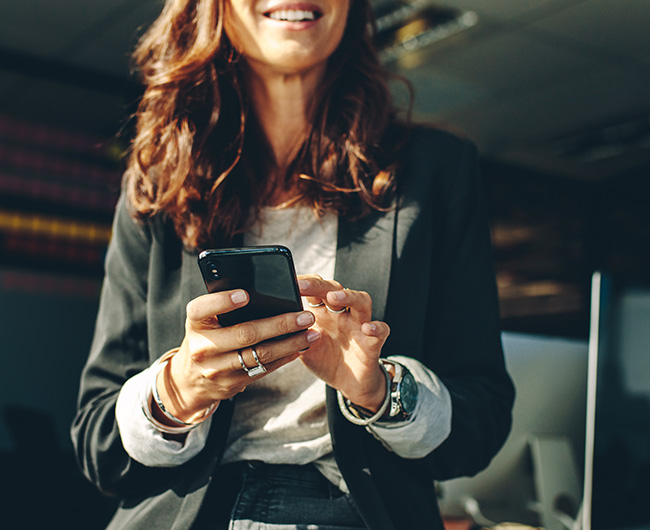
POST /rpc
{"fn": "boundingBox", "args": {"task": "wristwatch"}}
[338,359,419,426]
[376,359,419,424]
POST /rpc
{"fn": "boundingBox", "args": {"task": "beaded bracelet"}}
[141,348,218,435]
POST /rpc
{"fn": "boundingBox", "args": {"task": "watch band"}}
[337,359,419,427]
[375,359,418,425]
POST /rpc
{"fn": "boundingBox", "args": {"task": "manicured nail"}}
[231,290,247,304]
[299,279,310,290]
[330,291,345,301]
[307,329,321,343]
[296,312,314,326]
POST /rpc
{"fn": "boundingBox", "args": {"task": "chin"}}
[256,52,329,76]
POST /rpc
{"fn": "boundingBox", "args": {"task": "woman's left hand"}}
[297,274,391,413]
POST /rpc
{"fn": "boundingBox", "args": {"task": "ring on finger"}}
[238,347,267,378]
[326,304,349,314]
[326,286,350,313]
[307,300,325,308]
[250,347,267,375]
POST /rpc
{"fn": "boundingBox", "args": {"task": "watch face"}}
[399,371,419,414]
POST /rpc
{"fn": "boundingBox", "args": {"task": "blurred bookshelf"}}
[0,114,121,277]
[484,158,650,339]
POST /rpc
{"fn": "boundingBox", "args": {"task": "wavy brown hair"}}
[124,0,401,248]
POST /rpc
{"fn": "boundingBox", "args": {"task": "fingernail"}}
[330,291,345,301]
[231,290,247,304]
[296,312,314,326]
[307,329,321,343]
[299,279,309,290]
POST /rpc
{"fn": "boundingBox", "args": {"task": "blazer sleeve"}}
[423,137,514,480]
[70,196,194,497]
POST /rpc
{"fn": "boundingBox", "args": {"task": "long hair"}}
[124,0,399,248]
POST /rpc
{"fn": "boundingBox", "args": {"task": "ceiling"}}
[1,0,649,180]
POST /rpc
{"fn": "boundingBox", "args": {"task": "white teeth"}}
[268,9,316,21]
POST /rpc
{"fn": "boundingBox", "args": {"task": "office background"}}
[0,1,649,527]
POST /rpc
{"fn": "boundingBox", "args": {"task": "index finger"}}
[186,289,249,330]
[298,275,343,300]
[326,288,372,323]
[299,276,373,323]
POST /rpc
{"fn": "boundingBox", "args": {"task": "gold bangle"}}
[142,348,218,434]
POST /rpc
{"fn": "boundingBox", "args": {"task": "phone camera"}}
[207,260,220,280]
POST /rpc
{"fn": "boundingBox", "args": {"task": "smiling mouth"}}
[264,9,323,22]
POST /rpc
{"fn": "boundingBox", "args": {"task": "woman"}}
[71,0,514,528]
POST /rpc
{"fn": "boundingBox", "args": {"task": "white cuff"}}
[116,368,212,467]
[367,355,452,459]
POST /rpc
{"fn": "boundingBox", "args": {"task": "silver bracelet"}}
[336,361,392,426]
[141,400,196,435]
[141,349,218,434]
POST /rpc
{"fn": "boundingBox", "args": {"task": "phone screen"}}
[198,246,303,327]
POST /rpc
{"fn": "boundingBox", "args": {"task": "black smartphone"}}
[197,245,303,327]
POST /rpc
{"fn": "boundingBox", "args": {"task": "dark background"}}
[0,1,648,527]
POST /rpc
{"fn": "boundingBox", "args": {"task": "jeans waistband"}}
[240,461,344,496]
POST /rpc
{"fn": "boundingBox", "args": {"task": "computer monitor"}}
[437,331,588,529]
[583,272,650,530]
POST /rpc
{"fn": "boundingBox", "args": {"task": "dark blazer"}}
[71,127,514,530]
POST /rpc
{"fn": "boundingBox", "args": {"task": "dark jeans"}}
[195,462,367,530]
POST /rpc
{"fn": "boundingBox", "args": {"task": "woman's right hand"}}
[155,289,320,424]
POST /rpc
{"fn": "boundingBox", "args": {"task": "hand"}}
[298,275,391,413]
[155,289,320,424]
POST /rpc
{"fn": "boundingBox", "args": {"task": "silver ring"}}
[238,350,248,371]
[326,287,350,313]
[307,300,325,308]
[238,348,267,378]
[250,347,267,375]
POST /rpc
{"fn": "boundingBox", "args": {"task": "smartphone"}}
[197,245,303,327]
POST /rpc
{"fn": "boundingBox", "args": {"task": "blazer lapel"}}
[334,208,396,322]
[181,248,207,309]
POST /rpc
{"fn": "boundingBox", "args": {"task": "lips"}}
[265,9,320,21]
[263,3,324,22]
